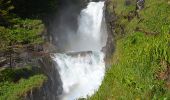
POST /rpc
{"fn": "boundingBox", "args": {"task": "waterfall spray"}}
[52,1,106,100]
[67,1,106,52]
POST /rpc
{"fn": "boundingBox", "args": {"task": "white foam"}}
[52,52,105,100]
[67,1,106,52]
[52,1,106,100]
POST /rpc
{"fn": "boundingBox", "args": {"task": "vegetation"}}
[1,0,169,99]
[0,67,47,100]
[91,0,170,99]
[0,0,51,99]
[0,19,44,52]
[0,0,45,69]
[11,0,58,18]
[0,0,14,26]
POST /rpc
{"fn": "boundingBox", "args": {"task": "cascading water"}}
[52,1,107,100]
[67,1,106,52]
[52,52,105,100]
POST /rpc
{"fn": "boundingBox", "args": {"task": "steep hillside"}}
[91,0,170,99]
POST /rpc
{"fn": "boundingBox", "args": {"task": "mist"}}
[48,0,106,52]
[51,1,107,99]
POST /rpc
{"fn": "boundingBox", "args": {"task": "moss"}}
[0,75,47,100]
[90,0,170,99]
[0,18,44,52]
[0,67,47,100]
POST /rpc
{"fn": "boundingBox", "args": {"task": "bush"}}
[0,67,47,100]
[0,75,47,100]
[0,66,41,82]
[0,19,44,52]
[11,0,58,18]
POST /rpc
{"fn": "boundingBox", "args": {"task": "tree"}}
[0,0,14,26]
[11,0,58,18]
[0,19,44,68]
[0,0,45,68]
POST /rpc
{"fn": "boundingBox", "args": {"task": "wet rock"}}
[125,0,132,6]
[0,57,7,67]
[103,1,116,67]
[25,55,63,100]
[136,0,145,10]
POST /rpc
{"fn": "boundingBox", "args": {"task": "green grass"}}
[90,0,170,99]
[0,19,44,52]
[91,32,170,99]
[0,75,46,100]
[0,67,47,100]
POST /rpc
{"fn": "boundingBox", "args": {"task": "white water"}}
[52,52,105,100]
[52,1,106,100]
[67,1,106,52]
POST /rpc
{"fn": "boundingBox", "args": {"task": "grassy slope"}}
[0,67,47,100]
[91,0,170,99]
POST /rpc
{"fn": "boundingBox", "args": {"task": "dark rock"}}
[25,55,63,100]
[0,57,7,67]
[65,51,93,57]
[125,0,132,6]
[103,1,116,68]
[136,0,145,10]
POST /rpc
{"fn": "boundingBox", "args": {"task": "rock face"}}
[136,0,145,10]
[25,55,63,100]
[103,0,116,67]
[17,42,62,100]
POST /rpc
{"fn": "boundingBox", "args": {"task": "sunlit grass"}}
[90,0,170,99]
[0,67,47,100]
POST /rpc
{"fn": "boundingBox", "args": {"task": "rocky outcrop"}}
[4,42,61,100]
[103,0,144,66]
[25,55,63,100]
[103,0,116,67]
[136,0,145,10]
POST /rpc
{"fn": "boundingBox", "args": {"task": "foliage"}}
[139,0,170,33]
[0,0,14,25]
[0,0,51,99]
[0,0,45,52]
[0,67,47,100]
[91,32,170,99]
[90,0,170,99]
[11,0,58,18]
[0,75,47,100]
[0,19,44,52]
[0,66,41,82]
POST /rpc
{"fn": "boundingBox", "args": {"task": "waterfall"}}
[67,1,106,52]
[52,52,105,100]
[52,1,107,100]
